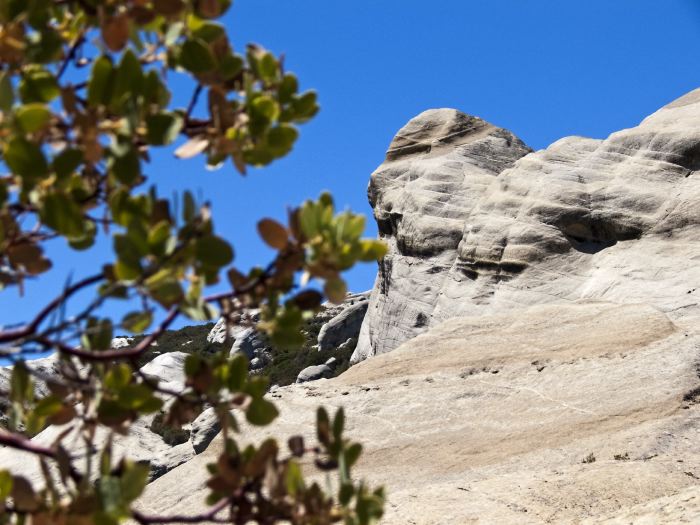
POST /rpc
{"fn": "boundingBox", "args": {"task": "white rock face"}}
[139,351,188,393]
[190,407,220,454]
[317,300,368,351]
[138,301,700,523]
[353,92,700,361]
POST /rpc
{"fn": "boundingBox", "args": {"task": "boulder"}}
[111,337,133,349]
[230,327,267,360]
[353,92,700,362]
[317,301,368,351]
[190,407,221,454]
[139,351,188,393]
[295,364,333,383]
[207,311,260,344]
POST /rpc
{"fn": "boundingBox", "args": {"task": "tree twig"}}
[0,273,103,344]
[57,30,86,80]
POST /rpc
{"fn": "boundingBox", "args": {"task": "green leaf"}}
[227,355,248,391]
[292,91,319,122]
[112,50,143,109]
[40,191,85,238]
[88,56,115,106]
[121,311,153,334]
[266,124,298,157]
[118,384,163,412]
[0,470,13,500]
[33,395,63,418]
[360,239,388,262]
[145,112,183,145]
[179,38,216,73]
[111,147,141,186]
[278,74,298,104]
[10,362,32,404]
[339,482,355,506]
[52,148,83,178]
[192,22,225,43]
[148,278,184,308]
[3,137,48,178]
[316,407,330,446]
[246,397,278,426]
[250,95,279,123]
[324,277,347,304]
[143,70,170,107]
[81,318,113,351]
[0,72,15,112]
[104,364,132,391]
[195,235,233,267]
[19,67,59,103]
[333,407,345,440]
[183,191,196,222]
[258,52,278,83]
[219,53,243,80]
[345,443,363,469]
[120,462,150,503]
[164,21,184,46]
[97,476,124,517]
[285,461,305,496]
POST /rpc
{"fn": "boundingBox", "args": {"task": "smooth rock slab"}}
[190,407,221,454]
[138,302,700,524]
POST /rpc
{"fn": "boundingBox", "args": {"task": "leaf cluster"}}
[0,2,386,524]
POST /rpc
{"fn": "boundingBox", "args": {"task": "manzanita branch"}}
[0,430,57,459]
[0,273,103,344]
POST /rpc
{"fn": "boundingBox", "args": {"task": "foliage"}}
[0,1,386,523]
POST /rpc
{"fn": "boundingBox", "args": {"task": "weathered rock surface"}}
[353,93,700,361]
[295,363,333,383]
[138,301,700,523]
[140,351,188,393]
[317,300,368,351]
[230,327,268,360]
[190,407,220,454]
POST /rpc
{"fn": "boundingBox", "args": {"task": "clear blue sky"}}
[3,0,700,330]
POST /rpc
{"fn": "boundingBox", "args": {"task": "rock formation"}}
[138,89,700,523]
[139,301,700,523]
[3,90,700,524]
[353,92,700,361]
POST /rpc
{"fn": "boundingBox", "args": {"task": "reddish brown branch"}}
[0,430,56,459]
[0,273,103,344]
[57,30,86,80]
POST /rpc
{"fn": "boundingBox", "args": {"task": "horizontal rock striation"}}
[353,91,700,362]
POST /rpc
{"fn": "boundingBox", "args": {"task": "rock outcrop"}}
[138,301,700,523]
[317,299,368,352]
[353,93,700,361]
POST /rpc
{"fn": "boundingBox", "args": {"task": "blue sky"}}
[3,0,700,331]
